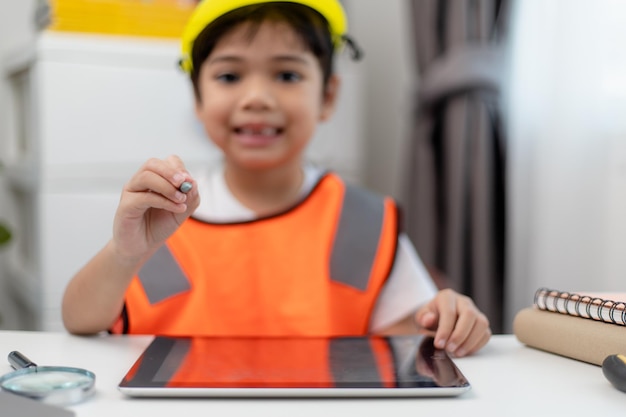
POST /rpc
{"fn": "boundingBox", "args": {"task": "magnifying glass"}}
[0,351,95,405]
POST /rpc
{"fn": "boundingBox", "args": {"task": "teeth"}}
[240,127,278,135]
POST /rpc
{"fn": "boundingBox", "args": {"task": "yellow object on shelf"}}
[47,0,199,39]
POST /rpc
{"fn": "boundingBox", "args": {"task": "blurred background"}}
[1,0,626,334]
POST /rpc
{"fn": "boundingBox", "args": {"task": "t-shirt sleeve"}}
[368,233,438,333]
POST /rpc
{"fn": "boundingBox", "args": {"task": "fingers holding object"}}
[124,157,197,211]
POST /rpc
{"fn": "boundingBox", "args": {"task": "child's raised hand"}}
[414,289,491,357]
[111,155,200,262]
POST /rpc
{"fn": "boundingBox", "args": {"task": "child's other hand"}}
[414,289,491,357]
[112,155,200,262]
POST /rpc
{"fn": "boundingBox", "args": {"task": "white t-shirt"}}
[192,164,438,332]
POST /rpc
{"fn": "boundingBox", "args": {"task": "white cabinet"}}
[1,31,365,330]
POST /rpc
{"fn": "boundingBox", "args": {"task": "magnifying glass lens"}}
[0,366,95,405]
[2,369,93,392]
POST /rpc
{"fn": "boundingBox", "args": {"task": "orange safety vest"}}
[112,173,399,336]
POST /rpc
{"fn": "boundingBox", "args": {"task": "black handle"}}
[602,354,626,393]
[8,351,37,370]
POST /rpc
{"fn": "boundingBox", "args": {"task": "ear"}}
[319,74,340,122]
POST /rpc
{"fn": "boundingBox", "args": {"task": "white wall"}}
[347,0,416,200]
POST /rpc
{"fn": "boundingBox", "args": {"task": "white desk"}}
[0,331,623,416]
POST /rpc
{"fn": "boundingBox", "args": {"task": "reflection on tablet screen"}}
[119,335,470,396]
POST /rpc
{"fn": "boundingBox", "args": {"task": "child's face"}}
[194,20,338,171]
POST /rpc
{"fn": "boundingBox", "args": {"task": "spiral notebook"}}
[533,287,626,325]
[514,287,626,365]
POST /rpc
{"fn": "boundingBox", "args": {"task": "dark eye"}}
[216,73,240,83]
[278,71,301,83]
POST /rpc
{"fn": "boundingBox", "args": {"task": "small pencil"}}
[179,181,193,193]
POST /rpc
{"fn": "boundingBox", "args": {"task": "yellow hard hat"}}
[179,0,347,73]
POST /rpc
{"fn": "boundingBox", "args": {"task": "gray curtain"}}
[405,0,509,333]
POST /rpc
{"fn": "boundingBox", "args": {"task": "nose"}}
[239,76,276,111]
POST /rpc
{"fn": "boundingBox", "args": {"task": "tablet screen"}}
[118,335,470,397]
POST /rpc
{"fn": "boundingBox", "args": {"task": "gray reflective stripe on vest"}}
[138,244,191,304]
[330,184,386,291]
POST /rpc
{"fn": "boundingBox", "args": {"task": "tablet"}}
[118,334,470,398]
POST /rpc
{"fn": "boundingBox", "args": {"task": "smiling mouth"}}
[234,126,283,145]
[236,126,282,135]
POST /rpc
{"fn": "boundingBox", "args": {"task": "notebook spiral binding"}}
[534,287,626,326]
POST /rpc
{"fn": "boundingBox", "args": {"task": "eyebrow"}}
[207,54,312,66]
[272,55,311,65]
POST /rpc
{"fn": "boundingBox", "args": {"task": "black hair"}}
[189,2,343,101]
